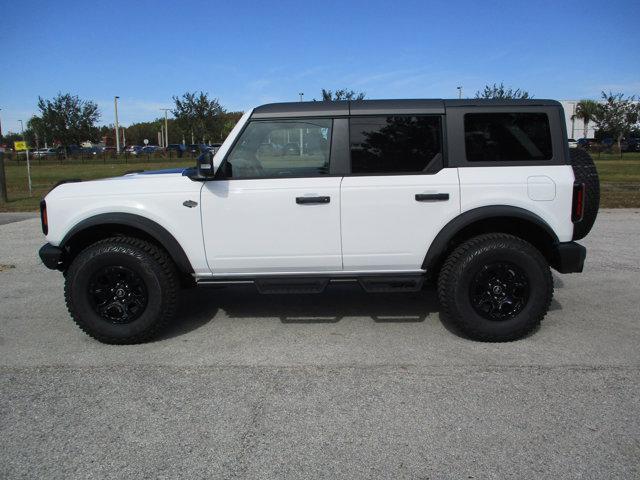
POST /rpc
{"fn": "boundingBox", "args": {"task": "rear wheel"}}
[65,236,179,344]
[437,234,553,342]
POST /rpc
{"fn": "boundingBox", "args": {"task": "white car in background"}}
[568,138,578,148]
[33,148,59,157]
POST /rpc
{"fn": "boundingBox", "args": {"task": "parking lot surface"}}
[1,210,639,479]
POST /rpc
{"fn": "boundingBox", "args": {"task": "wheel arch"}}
[423,206,559,277]
[60,213,194,276]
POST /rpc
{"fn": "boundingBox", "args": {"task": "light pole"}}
[160,108,170,147]
[299,92,304,102]
[456,86,463,99]
[18,120,32,196]
[0,108,3,138]
[114,96,121,154]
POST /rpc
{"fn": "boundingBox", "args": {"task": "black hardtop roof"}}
[251,98,562,118]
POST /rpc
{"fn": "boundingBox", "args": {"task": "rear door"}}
[340,114,461,271]
[200,117,343,274]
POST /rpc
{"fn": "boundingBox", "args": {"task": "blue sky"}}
[1,0,638,133]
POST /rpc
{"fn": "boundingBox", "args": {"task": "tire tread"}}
[64,236,179,344]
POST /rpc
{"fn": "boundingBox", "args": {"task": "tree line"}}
[2,84,638,153]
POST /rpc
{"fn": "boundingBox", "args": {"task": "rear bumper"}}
[551,242,586,274]
[39,243,64,270]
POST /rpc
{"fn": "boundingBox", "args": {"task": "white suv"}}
[38,99,600,344]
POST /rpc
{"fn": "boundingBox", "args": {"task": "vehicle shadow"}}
[160,283,440,339]
[161,279,565,341]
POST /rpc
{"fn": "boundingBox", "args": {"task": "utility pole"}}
[160,108,170,147]
[18,120,32,196]
[122,127,126,148]
[299,92,304,102]
[114,96,121,154]
[456,86,463,99]
[0,108,3,138]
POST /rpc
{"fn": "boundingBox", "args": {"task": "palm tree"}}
[572,100,600,139]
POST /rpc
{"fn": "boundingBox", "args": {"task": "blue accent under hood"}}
[137,167,186,175]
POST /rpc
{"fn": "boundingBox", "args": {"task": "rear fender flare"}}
[422,205,559,272]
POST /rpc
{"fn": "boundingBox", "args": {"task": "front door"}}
[200,118,342,274]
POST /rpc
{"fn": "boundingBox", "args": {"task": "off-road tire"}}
[569,148,600,240]
[437,234,553,342]
[65,236,179,344]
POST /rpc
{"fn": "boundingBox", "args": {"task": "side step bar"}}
[198,274,424,294]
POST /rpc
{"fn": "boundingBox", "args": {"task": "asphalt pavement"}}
[1,210,639,479]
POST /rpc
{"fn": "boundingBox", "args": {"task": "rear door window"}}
[464,112,553,162]
[349,115,443,174]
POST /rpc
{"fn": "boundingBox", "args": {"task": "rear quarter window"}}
[464,112,553,162]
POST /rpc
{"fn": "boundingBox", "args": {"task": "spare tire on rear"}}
[569,148,600,240]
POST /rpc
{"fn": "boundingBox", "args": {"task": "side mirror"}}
[196,151,215,177]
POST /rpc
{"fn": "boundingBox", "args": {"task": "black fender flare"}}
[61,213,194,275]
[422,205,559,271]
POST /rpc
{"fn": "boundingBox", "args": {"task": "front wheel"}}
[65,236,179,344]
[437,234,553,342]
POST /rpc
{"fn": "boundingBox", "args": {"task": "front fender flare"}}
[61,212,194,275]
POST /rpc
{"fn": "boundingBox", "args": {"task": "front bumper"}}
[551,242,586,274]
[39,243,64,270]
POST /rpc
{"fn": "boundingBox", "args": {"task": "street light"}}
[456,86,463,99]
[299,92,304,102]
[114,96,120,154]
[18,119,32,196]
[160,108,170,147]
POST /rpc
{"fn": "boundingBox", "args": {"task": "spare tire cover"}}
[569,148,600,240]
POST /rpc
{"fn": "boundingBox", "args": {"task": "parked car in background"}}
[283,142,301,155]
[166,144,186,157]
[141,146,158,154]
[126,146,144,155]
[187,144,202,154]
[577,138,596,150]
[621,137,640,152]
[568,138,578,148]
[33,148,60,157]
[81,147,101,156]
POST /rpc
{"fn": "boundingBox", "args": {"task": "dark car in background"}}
[166,144,186,158]
[621,137,640,152]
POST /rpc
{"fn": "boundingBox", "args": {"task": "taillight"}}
[572,183,585,223]
[40,200,48,235]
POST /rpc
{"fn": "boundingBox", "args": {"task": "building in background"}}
[560,100,597,140]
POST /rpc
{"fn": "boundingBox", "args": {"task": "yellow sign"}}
[14,141,27,151]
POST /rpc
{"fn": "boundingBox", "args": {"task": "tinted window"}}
[350,116,442,174]
[464,113,552,162]
[225,119,332,178]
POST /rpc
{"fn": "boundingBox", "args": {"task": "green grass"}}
[0,159,193,212]
[1,152,639,212]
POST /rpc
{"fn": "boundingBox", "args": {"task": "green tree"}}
[594,91,639,150]
[172,92,226,143]
[25,116,47,149]
[474,83,531,99]
[36,93,100,156]
[319,89,366,101]
[571,99,601,139]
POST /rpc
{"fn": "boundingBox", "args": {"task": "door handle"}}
[296,196,330,205]
[415,193,450,202]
